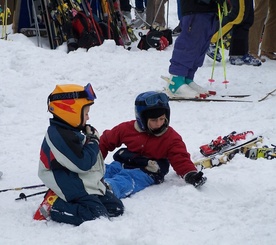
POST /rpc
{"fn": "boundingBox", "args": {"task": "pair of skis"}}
[245,145,276,160]
[194,136,263,169]
[161,76,276,103]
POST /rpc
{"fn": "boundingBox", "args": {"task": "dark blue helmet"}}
[135,91,170,134]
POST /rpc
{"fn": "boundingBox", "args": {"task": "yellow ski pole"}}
[209,2,228,85]
[1,10,4,39]
[208,33,220,85]
[217,3,229,88]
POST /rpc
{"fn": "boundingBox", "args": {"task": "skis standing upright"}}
[111,0,131,46]
[100,0,124,45]
[80,0,104,46]
[41,0,64,49]
[0,0,11,40]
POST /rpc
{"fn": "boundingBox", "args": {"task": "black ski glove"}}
[85,125,100,144]
[185,171,207,188]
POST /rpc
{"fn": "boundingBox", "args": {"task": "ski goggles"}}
[84,83,97,101]
[143,92,169,106]
[48,83,96,102]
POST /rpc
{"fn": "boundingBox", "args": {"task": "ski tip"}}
[199,94,207,99]
[208,90,216,96]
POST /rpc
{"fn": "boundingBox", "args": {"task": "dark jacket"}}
[181,0,218,16]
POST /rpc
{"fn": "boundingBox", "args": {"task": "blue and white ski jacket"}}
[38,119,106,202]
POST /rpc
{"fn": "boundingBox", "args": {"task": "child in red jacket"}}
[100,91,206,199]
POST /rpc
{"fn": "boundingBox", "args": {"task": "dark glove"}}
[85,125,99,144]
[185,171,207,188]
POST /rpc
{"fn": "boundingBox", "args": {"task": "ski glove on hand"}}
[85,125,100,144]
[185,171,207,188]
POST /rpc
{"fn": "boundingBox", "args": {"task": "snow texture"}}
[0,2,276,244]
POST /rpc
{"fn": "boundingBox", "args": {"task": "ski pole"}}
[209,3,229,85]
[32,0,42,47]
[166,0,169,29]
[15,191,47,201]
[0,184,45,193]
[217,3,229,88]
[208,36,220,85]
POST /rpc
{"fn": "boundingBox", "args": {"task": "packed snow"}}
[0,2,276,244]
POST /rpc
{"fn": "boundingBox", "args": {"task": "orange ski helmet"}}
[47,83,96,127]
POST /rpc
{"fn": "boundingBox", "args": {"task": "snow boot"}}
[122,11,132,25]
[33,189,58,221]
[261,51,276,60]
[186,78,209,95]
[229,54,262,66]
[172,22,181,35]
[131,9,145,29]
[167,76,199,98]
[206,43,222,62]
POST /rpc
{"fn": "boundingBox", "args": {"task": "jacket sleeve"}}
[166,130,197,177]
[47,125,99,173]
[100,123,125,159]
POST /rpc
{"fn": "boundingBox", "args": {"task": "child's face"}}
[147,114,166,131]
[82,106,90,126]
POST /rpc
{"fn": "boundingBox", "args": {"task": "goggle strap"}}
[48,91,88,102]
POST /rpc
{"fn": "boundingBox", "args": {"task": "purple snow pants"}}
[169,13,218,80]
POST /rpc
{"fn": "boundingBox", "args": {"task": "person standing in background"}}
[248,0,276,61]
[207,0,262,66]
[146,0,166,29]
[167,0,219,99]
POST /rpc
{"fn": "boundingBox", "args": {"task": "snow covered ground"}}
[1,2,276,244]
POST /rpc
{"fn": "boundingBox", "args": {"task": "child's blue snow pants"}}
[104,161,155,199]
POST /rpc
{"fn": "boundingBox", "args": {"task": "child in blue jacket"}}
[34,83,124,226]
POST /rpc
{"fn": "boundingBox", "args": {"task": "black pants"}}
[120,0,131,11]
[51,191,124,226]
[228,0,254,55]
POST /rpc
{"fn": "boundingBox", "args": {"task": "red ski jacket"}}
[100,120,197,177]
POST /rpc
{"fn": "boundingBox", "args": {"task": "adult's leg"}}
[153,0,165,27]
[248,0,269,55]
[146,0,154,26]
[229,0,254,56]
[120,0,132,12]
[261,0,276,53]
[135,0,145,11]
[169,13,218,79]
[211,0,245,44]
